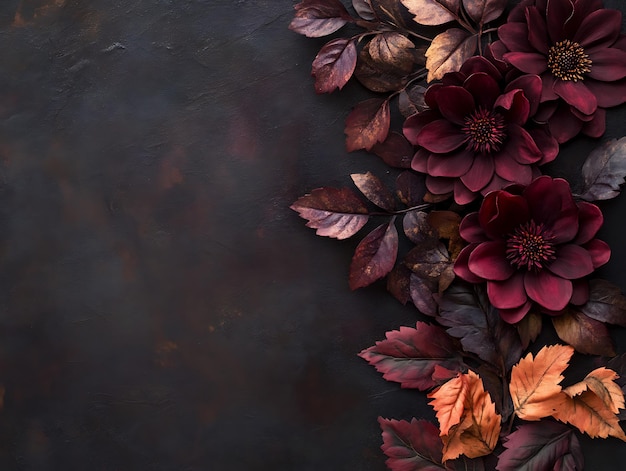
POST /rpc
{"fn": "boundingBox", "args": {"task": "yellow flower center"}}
[547,40,592,82]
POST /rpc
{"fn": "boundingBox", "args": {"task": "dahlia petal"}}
[480,174,511,195]
[468,241,515,281]
[495,89,530,125]
[410,148,429,173]
[498,22,534,52]
[459,212,488,243]
[547,245,594,279]
[574,201,603,244]
[426,176,454,195]
[584,79,626,108]
[460,153,495,192]
[507,124,543,164]
[584,239,611,268]
[494,153,533,184]
[525,6,550,54]
[454,244,485,283]
[503,52,548,75]
[528,127,559,165]
[582,107,606,138]
[453,180,478,205]
[574,9,622,49]
[498,301,533,324]
[587,48,626,81]
[524,270,572,311]
[547,104,584,143]
[553,80,597,115]
[487,273,528,309]
[570,279,590,306]
[460,56,502,82]
[436,86,476,125]
[479,191,530,240]
[427,149,474,178]
[464,73,501,109]
[546,0,575,44]
[417,120,466,153]
[506,74,543,116]
[424,84,444,110]
[403,110,439,145]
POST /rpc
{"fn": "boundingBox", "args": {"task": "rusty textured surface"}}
[0,1,624,469]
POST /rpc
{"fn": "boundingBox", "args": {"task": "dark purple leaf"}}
[351,172,396,211]
[372,132,414,169]
[290,187,369,239]
[311,38,357,93]
[515,311,542,350]
[387,264,412,305]
[403,210,437,245]
[404,241,455,294]
[579,279,626,327]
[579,137,626,201]
[359,322,465,390]
[462,0,506,25]
[371,0,412,28]
[410,273,438,317]
[396,172,427,206]
[379,417,447,471]
[289,0,353,38]
[437,282,524,372]
[345,98,391,152]
[448,457,486,471]
[552,307,616,356]
[352,0,376,20]
[496,422,583,471]
[478,364,513,420]
[349,221,398,289]
[399,85,428,118]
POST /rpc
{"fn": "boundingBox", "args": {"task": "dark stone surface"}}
[0,1,624,469]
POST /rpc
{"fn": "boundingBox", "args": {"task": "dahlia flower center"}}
[506,220,556,271]
[462,108,506,154]
[547,39,592,82]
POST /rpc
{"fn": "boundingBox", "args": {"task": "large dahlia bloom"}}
[454,176,610,324]
[403,57,558,205]
[496,0,626,142]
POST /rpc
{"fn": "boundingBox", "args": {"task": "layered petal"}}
[468,241,515,280]
[487,273,528,309]
[524,270,572,311]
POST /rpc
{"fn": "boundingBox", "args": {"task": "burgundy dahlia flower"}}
[496,0,626,143]
[403,57,558,205]
[454,176,610,324]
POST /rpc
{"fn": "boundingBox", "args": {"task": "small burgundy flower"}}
[496,0,626,143]
[403,57,558,205]
[454,176,610,324]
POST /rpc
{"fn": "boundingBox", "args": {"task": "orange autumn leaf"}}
[510,344,574,420]
[429,370,501,461]
[563,367,625,414]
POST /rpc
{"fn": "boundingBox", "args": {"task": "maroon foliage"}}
[349,221,398,289]
[345,98,391,152]
[289,0,353,38]
[311,38,358,93]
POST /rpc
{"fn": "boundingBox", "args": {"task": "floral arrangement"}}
[289,0,626,468]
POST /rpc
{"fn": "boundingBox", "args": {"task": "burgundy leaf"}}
[372,132,415,169]
[515,311,542,350]
[351,172,396,211]
[345,98,391,152]
[352,0,376,21]
[425,29,477,82]
[552,307,616,356]
[379,417,447,471]
[579,137,626,201]
[387,264,412,305]
[290,187,369,239]
[349,221,398,289]
[311,38,357,93]
[410,273,438,317]
[403,210,437,246]
[437,282,524,372]
[579,279,626,327]
[289,0,353,38]
[462,0,506,25]
[496,422,583,471]
[359,322,465,390]
[396,172,428,206]
[404,241,455,294]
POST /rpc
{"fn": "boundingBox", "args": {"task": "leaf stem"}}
[368,203,431,217]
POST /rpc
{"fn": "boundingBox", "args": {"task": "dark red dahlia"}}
[403,57,558,205]
[496,0,626,142]
[454,176,610,324]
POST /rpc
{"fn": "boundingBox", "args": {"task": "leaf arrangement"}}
[289,0,626,468]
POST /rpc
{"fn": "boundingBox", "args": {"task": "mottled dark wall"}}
[0,1,624,470]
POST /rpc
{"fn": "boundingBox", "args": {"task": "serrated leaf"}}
[462,0,506,25]
[352,0,376,20]
[562,367,625,414]
[437,282,523,372]
[552,307,615,356]
[290,187,369,239]
[510,344,574,421]
[379,417,448,471]
[579,137,626,201]
[372,132,414,169]
[345,98,391,152]
[289,0,353,37]
[401,0,460,26]
[359,322,465,390]
[311,38,357,93]
[351,172,396,211]
[425,29,477,82]
[496,422,583,471]
[579,279,626,327]
[349,221,398,289]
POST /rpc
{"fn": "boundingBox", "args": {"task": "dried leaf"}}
[425,29,477,82]
[399,85,428,118]
[290,187,369,239]
[477,364,512,420]
[496,422,583,471]
[515,311,542,350]
[401,0,460,26]
[427,211,463,260]
[579,279,626,327]
[437,282,523,372]
[403,210,437,245]
[359,322,465,390]
[370,0,411,28]
[372,132,414,169]
[509,344,574,421]
[349,221,398,289]
[410,273,439,317]
[345,98,391,152]
[352,0,376,21]
[290,0,353,37]
[562,367,625,414]
[355,33,416,92]
[396,172,427,206]
[379,417,447,471]
[387,264,412,305]
[311,38,357,93]
[552,307,615,356]
[429,374,468,436]
[579,137,626,201]
[404,242,454,294]
[351,172,396,211]
[462,0,506,25]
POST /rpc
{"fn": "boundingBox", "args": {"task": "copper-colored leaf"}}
[510,344,574,421]
[515,311,542,350]
[401,0,460,26]
[289,0,353,37]
[552,307,616,356]
[349,221,398,289]
[563,367,625,414]
[370,0,411,28]
[579,279,626,327]
[462,0,506,25]
[429,374,468,436]
[351,172,396,211]
[290,187,369,239]
[372,132,414,169]
[344,98,391,152]
[425,29,477,82]
[427,211,463,260]
[311,38,357,93]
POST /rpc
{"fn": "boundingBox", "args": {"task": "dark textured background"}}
[0,0,624,469]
